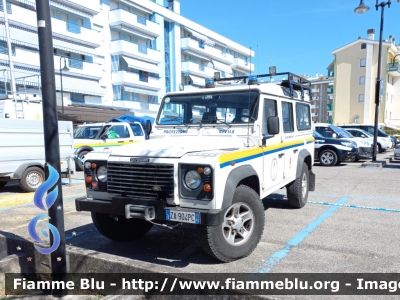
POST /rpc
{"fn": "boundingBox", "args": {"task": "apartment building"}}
[332,29,400,126]
[307,68,334,124]
[0,0,253,120]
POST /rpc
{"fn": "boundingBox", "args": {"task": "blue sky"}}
[180,0,400,77]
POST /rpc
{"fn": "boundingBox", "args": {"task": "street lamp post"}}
[354,0,398,162]
[59,56,69,114]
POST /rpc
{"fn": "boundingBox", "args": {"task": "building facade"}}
[306,70,334,124]
[332,29,400,127]
[0,0,253,120]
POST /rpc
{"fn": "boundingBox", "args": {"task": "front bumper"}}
[338,148,358,161]
[75,196,225,226]
[358,147,373,158]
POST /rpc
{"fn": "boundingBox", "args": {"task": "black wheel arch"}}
[14,163,44,180]
[222,165,260,209]
[296,149,312,177]
[75,146,94,156]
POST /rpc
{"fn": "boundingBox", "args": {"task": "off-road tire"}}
[75,150,89,171]
[0,182,7,188]
[19,167,45,192]
[92,213,153,242]
[198,185,265,262]
[286,162,309,208]
[319,149,338,166]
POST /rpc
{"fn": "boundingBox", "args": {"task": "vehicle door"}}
[293,102,312,178]
[260,97,284,190]
[102,124,131,148]
[128,123,146,143]
[280,100,296,181]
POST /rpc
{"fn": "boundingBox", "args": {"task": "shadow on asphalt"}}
[0,182,26,194]
[63,194,297,268]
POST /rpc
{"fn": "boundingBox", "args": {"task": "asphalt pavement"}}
[0,150,399,299]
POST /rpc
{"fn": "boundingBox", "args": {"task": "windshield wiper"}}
[161,117,184,124]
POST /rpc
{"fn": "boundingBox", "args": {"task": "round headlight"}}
[97,166,107,182]
[184,170,201,190]
[203,167,212,175]
[84,161,92,169]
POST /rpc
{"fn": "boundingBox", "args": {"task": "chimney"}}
[367,29,375,40]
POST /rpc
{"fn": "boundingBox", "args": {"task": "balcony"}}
[311,113,318,117]
[181,61,215,79]
[51,17,100,48]
[180,37,233,65]
[62,0,100,14]
[110,40,161,64]
[12,48,102,79]
[311,88,319,93]
[109,9,160,39]
[111,71,161,92]
[230,57,254,73]
[388,62,400,77]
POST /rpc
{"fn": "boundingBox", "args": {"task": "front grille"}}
[107,162,174,200]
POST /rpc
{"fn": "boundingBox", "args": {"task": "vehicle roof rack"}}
[214,72,312,100]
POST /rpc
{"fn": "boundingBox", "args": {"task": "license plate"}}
[165,209,200,224]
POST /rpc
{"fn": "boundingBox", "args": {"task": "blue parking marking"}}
[251,196,349,276]
[307,201,400,213]
[310,193,400,203]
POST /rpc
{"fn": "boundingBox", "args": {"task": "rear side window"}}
[281,101,294,133]
[262,99,277,134]
[296,103,311,131]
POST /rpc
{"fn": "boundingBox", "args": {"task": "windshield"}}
[329,125,354,138]
[313,130,324,138]
[74,125,103,139]
[157,90,259,125]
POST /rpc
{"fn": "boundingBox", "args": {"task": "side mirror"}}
[332,133,337,138]
[100,134,108,139]
[267,116,279,135]
[361,135,366,138]
[262,116,280,146]
[145,120,152,138]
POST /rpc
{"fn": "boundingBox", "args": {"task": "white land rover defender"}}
[76,72,316,262]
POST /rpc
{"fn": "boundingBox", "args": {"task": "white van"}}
[0,119,75,192]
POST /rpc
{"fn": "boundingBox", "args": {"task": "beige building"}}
[332,29,400,127]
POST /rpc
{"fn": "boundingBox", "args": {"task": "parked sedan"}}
[343,128,392,153]
[313,131,358,166]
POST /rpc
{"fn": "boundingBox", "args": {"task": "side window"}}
[315,127,327,137]
[106,125,125,139]
[281,101,294,133]
[125,126,131,138]
[296,103,311,131]
[261,99,277,133]
[129,124,144,136]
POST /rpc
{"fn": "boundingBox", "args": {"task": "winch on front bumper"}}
[75,196,225,226]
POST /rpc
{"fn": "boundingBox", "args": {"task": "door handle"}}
[293,149,299,153]
[129,140,133,142]
[278,153,285,158]
[117,141,124,143]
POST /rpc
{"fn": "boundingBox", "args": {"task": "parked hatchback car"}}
[394,144,400,161]
[342,128,392,153]
[313,131,358,166]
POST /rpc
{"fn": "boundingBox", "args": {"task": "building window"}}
[71,93,84,103]
[139,70,148,82]
[360,58,366,67]
[359,76,365,85]
[198,40,205,49]
[358,94,364,103]
[361,43,366,49]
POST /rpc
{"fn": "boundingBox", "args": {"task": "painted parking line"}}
[307,201,400,213]
[310,193,400,203]
[251,196,349,276]
[0,193,86,212]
